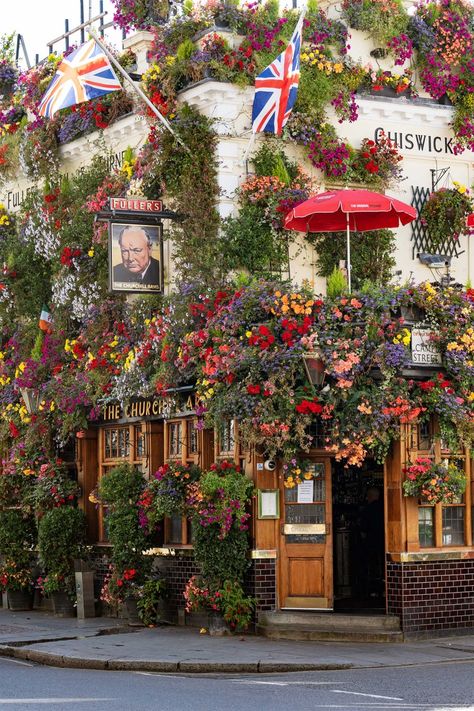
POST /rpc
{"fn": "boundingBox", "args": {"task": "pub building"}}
[75,372,473,639]
[2,6,474,640]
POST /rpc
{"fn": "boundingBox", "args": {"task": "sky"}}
[3,0,122,67]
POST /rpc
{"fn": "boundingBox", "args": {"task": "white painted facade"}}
[3,26,473,293]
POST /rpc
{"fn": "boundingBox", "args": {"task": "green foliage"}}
[155,105,222,285]
[219,579,255,630]
[98,464,149,589]
[176,39,196,61]
[326,266,348,298]
[98,462,145,510]
[193,523,250,585]
[0,510,36,560]
[252,142,296,183]
[0,33,15,62]
[136,577,166,626]
[37,507,86,585]
[310,230,396,291]
[221,205,289,276]
[420,186,473,253]
[341,0,409,45]
[191,463,253,586]
[295,64,333,117]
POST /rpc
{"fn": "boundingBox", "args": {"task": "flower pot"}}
[438,93,453,106]
[208,610,230,636]
[123,596,145,627]
[7,588,33,611]
[51,591,76,617]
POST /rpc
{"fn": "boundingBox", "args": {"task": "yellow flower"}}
[88,248,94,257]
[453,180,467,194]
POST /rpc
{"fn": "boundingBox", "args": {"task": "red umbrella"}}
[284,189,417,292]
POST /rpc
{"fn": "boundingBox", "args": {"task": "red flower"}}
[247,384,261,395]
[296,399,323,415]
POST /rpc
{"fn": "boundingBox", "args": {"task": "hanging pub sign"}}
[411,328,442,365]
[103,196,171,294]
[109,221,163,293]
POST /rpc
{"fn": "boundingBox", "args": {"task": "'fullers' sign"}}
[411,329,442,365]
[109,197,163,212]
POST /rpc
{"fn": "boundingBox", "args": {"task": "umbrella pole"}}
[346,213,351,293]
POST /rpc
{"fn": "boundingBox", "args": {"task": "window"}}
[187,420,199,456]
[411,429,471,549]
[418,506,434,548]
[442,506,465,546]
[218,419,235,455]
[104,427,130,459]
[98,424,147,543]
[169,422,182,458]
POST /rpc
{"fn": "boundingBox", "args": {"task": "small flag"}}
[38,39,122,118]
[39,305,53,333]
[251,11,305,136]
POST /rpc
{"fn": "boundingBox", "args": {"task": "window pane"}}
[169,423,182,457]
[219,420,234,454]
[418,507,434,548]
[135,426,145,458]
[442,507,464,546]
[187,421,198,454]
[168,515,183,544]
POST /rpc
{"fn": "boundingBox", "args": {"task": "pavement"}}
[1,608,474,674]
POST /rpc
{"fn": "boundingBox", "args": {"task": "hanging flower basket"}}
[420,184,473,252]
[402,458,466,505]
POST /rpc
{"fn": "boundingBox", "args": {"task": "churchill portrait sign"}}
[109,221,163,293]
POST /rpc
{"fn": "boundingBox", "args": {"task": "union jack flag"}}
[38,40,122,118]
[251,11,305,135]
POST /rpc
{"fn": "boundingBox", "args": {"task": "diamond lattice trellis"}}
[410,186,461,259]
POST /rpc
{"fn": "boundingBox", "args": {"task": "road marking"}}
[0,700,114,705]
[0,658,34,667]
[331,690,404,700]
[134,673,185,679]
[233,680,350,686]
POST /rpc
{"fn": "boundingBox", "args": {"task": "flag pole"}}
[86,26,190,153]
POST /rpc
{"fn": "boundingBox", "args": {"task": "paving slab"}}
[2,609,474,674]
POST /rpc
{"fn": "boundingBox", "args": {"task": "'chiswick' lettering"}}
[374,127,454,155]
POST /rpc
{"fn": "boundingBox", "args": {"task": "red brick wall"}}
[245,559,277,614]
[387,559,474,637]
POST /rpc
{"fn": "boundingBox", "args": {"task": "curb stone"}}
[0,644,356,673]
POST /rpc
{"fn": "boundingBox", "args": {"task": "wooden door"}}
[279,459,333,609]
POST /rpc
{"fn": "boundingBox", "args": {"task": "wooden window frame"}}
[407,420,472,550]
[97,423,148,543]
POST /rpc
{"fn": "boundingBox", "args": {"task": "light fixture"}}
[302,351,326,387]
[19,387,40,415]
[418,253,451,269]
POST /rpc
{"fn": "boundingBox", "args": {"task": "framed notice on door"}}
[257,490,280,519]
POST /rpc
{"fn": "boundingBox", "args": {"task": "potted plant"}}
[402,457,467,504]
[37,506,87,616]
[98,463,150,623]
[0,510,36,610]
[0,557,34,610]
[183,460,255,633]
[184,576,254,635]
[420,183,473,253]
[136,576,166,626]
